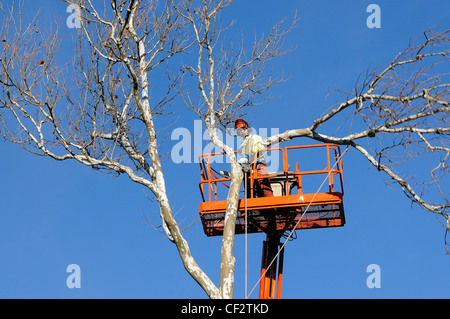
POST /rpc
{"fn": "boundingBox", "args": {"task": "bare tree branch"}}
[265,29,450,253]
[176,0,297,297]
[1,0,222,298]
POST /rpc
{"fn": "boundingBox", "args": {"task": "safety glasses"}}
[236,127,248,134]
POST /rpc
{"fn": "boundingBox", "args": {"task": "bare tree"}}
[175,1,449,296]
[0,0,225,298]
[173,0,297,297]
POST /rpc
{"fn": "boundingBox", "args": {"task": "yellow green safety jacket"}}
[237,134,267,164]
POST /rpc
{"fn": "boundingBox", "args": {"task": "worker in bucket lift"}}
[235,119,274,198]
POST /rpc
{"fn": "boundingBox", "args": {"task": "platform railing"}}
[199,144,344,203]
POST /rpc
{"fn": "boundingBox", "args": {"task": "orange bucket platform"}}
[198,143,346,299]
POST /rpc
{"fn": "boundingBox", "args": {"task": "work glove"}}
[241,163,251,174]
[238,156,249,165]
[238,156,250,173]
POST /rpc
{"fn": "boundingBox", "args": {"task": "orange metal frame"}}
[198,143,345,299]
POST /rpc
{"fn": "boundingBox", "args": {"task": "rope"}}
[245,146,350,299]
[244,172,248,298]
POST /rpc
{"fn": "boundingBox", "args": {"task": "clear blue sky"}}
[0,0,449,299]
